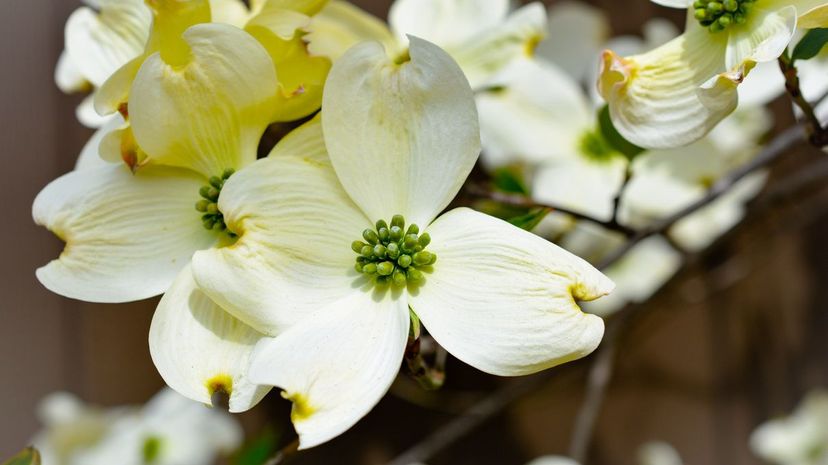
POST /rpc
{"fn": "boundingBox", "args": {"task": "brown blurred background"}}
[2,1,827,464]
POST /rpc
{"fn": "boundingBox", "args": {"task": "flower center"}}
[195,168,236,237]
[351,214,436,287]
[694,0,755,32]
[578,129,617,163]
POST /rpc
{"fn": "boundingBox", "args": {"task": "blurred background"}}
[2,1,827,464]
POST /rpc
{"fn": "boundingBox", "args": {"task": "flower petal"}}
[798,4,828,28]
[322,36,480,227]
[192,119,370,335]
[725,5,797,69]
[306,0,399,61]
[476,58,592,168]
[55,51,89,93]
[411,208,612,376]
[446,3,548,89]
[536,1,609,82]
[599,23,748,148]
[389,0,508,48]
[74,118,123,171]
[149,265,270,413]
[65,0,151,87]
[650,0,693,7]
[130,24,278,177]
[249,289,409,449]
[245,7,332,121]
[33,164,215,302]
[532,156,628,222]
[76,94,114,129]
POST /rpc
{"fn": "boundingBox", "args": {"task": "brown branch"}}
[779,54,828,145]
[465,184,636,236]
[598,124,805,270]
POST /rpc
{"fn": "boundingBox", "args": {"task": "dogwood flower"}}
[187,37,613,448]
[619,106,772,251]
[33,24,278,302]
[751,390,828,465]
[92,0,330,171]
[599,0,828,148]
[56,0,262,128]
[476,58,628,221]
[33,389,242,465]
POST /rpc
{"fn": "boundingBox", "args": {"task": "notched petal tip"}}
[207,374,234,410]
[698,60,754,108]
[282,391,316,423]
[598,49,634,99]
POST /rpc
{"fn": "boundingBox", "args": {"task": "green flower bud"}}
[222,168,235,179]
[377,261,395,276]
[352,241,367,253]
[362,229,379,244]
[378,227,390,242]
[360,245,374,257]
[418,233,431,247]
[398,255,412,268]
[206,203,219,214]
[376,219,388,231]
[363,263,377,274]
[386,242,400,259]
[209,176,223,189]
[195,200,210,212]
[407,268,424,284]
[373,244,387,259]
[723,0,738,11]
[390,226,403,241]
[392,270,407,286]
[694,8,708,20]
[406,224,419,235]
[207,187,220,201]
[413,251,433,266]
[354,262,364,273]
[391,214,405,229]
[707,2,723,13]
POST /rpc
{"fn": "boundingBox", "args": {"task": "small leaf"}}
[792,28,828,61]
[508,208,551,231]
[492,165,529,195]
[2,447,41,465]
[598,105,645,160]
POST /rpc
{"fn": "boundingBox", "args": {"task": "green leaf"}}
[598,105,645,160]
[2,447,41,465]
[792,28,828,61]
[231,429,280,465]
[492,165,529,195]
[508,208,551,231]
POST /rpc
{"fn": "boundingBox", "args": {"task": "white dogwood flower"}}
[619,106,772,251]
[751,390,828,465]
[599,0,828,148]
[33,23,278,302]
[187,37,613,448]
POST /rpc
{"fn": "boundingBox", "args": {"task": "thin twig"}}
[465,184,636,236]
[598,124,805,270]
[779,54,828,144]
[263,438,299,465]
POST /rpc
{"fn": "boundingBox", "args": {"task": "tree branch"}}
[465,184,636,236]
[598,124,805,270]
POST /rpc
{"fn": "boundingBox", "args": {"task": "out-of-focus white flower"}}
[638,441,684,465]
[619,106,772,252]
[70,389,242,465]
[523,442,683,465]
[599,0,827,149]
[535,1,609,83]
[186,37,613,449]
[526,456,582,465]
[33,389,242,465]
[32,392,131,465]
[751,390,828,465]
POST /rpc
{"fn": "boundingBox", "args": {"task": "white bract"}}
[180,37,613,449]
[599,0,828,148]
[751,390,828,465]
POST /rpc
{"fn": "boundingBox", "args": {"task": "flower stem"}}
[779,54,828,146]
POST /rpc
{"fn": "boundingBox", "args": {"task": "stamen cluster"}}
[351,214,436,287]
[694,0,755,32]
[195,169,236,236]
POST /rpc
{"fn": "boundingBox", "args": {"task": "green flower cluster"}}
[694,0,756,32]
[351,214,436,287]
[195,168,235,236]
